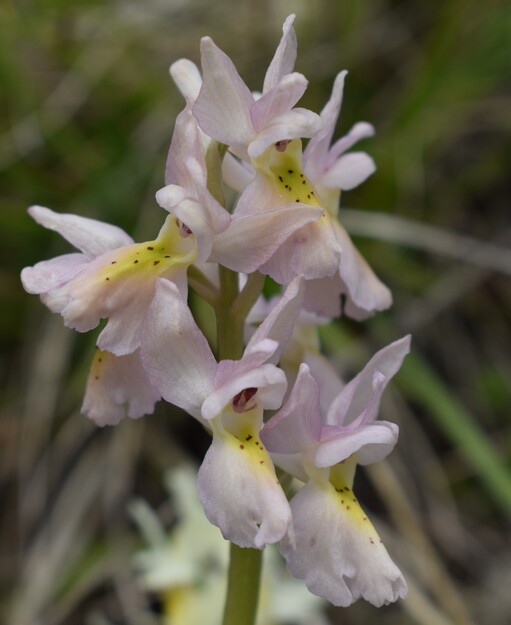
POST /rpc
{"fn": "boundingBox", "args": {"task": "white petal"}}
[222,152,254,193]
[246,277,304,363]
[327,121,375,166]
[211,204,323,274]
[259,212,341,283]
[280,481,407,607]
[82,349,160,426]
[326,336,411,427]
[302,274,343,318]
[334,221,392,319]
[28,205,134,256]
[251,73,308,133]
[141,279,217,420]
[321,152,376,191]
[263,14,297,92]
[21,253,89,294]
[303,70,347,181]
[248,108,321,159]
[315,421,399,467]
[197,429,292,548]
[170,58,202,104]
[193,37,255,148]
[262,363,321,457]
[202,360,287,421]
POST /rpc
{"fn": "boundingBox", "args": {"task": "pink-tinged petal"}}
[303,71,347,180]
[247,277,304,364]
[193,37,255,148]
[334,221,392,319]
[82,349,160,426]
[211,204,323,274]
[21,253,89,294]
[263,14,297,92]
[248,108,321,158]
[327,121,375,167]
[251,73,308,132]
[303,351,345,415]
[214,339,279,389]
[302,274,343,318]
[28,205,133,256]
[141,279,217,420]
[326,336,411,428]
[165,109,205,186]
[222,152,254,193]
[202,361,286,422]
[321,152,376,191]
[280,481,407,607]
[262,364,321,456]
[315,421,399,467]
[41,218,196,355]
[170,58,202,105]
[197,428,292,548]
[259,212,341,283]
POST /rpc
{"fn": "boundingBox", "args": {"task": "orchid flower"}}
[21,206,197,356]
[261,337,411,606]
[141,278,306,549]
[192,15,320,162]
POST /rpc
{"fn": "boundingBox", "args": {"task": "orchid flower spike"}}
[141,277,306,549]
[261,336,411,607]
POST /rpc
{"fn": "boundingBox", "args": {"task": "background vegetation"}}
[1,1,510,623]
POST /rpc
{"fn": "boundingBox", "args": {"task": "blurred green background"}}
[1,1,510,624]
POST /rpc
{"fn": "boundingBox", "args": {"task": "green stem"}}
[188,265,219,305]
[222,543,263,625]
[216,265,243,360]
[215,265,264,625]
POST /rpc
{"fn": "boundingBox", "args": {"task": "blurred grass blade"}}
[400,353,511,518]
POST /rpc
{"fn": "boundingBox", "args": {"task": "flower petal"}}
[315,421,399,467]
[21,253,89,294]
[202,353,287,422]
[263,14,297,92]
[321,152,376,191]
[82,349,160,426]
[141,279,217,420]
[197,427,292,548]
[193,37,255,148]
[259,212,341,283]
[248,108,321,159]
[303,70,347,181]
[280,481,407,607]
[28,205,134,256]
[170,58,202,105]
[334,221,392,319]
[327,121,375,167]
[251,73,308,133]
[326,336,411,427]
[211,204,323,274]
[246,277,305,364]
[262,363,321,457]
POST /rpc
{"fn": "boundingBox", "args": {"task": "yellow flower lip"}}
[255,139,323,208]
[97,215,197,284]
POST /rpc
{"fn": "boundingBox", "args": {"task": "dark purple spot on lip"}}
[147,246,154,250]
[133,260,139,264]
[153,260,160,266]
